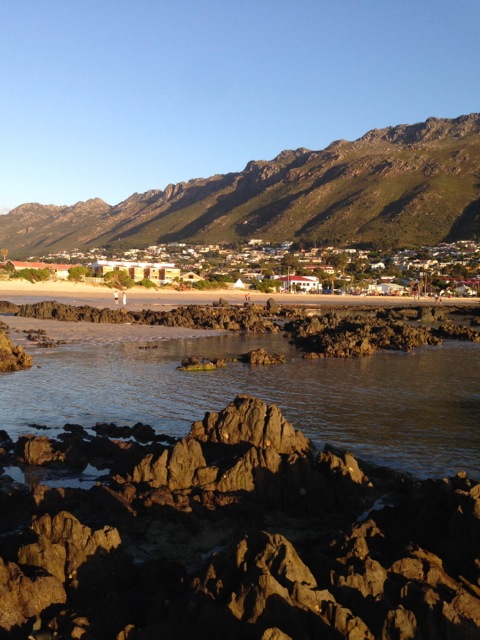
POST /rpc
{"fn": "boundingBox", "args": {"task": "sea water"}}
[1,333,479,480]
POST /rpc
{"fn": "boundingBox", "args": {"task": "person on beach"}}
[122,292,127,306]
[114,291,119,304]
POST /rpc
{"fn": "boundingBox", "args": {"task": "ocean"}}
[1,331,479,481]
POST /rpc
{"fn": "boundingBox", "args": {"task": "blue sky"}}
[1,1,479,212]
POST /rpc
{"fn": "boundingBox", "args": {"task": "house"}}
[275,275,321,293]
[453,284,476,297]
[378,282,405,296]
[179,271,204,283]
[6,261,77,279]
[89,260,180,284]
[158,266,181,283]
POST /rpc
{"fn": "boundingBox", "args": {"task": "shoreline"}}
[1,313,226,346]
[1,278,479,348]
[1,277,478,309]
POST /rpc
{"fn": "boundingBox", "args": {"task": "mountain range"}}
[2,113,480,258]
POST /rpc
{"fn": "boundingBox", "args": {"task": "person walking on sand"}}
[122,292,127,306]
[114,291,119,305]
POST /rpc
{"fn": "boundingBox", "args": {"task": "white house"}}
[276,275,321,293]
[378,282,405,296]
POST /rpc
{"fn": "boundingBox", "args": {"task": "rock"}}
[16,300,283,335]
[238,348,286,365]
[177,356,222,371]
[0,394,479,638]
[17,434,87,469]
[287,313,445,358]
[192,530,374,639]
[188,395,311,455]
[266,298,280,313]
[0,300,20,313]
[0,556,66,632]
[0,329,33,371]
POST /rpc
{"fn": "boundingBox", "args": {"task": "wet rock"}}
[177,355,226,371]
[238,348,286,365]
[287,314,443,358]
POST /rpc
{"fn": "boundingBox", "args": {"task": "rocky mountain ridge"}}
[2,113,480,257]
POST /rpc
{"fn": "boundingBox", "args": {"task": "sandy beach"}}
[1,277,478,347]
[1,277,477,309]
[0,280,234,345]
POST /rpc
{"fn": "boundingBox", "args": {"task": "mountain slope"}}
[2,114,480,257]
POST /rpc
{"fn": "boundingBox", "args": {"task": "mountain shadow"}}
[445,196,480,241]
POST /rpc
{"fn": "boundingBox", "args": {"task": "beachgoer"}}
[114,291,119,304]
[122,292,127,306]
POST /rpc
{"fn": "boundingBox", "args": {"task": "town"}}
[1,239,479,298]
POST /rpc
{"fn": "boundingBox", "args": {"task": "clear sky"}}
[1,0,479,213]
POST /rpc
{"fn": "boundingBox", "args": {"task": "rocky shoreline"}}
[1,300,480,638]
[0,395,479,639]
[1,298,479,363]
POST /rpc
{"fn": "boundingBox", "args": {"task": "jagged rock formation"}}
[0,395,479,638]
[1,113,480,255]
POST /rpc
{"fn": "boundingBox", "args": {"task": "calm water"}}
[1,333,479,480]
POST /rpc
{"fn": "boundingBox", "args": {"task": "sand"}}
[1,314,223,347]
[0,279,232,345]
[1,277,478,347]
[2,276,475,308]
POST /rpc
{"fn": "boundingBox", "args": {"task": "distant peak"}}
[359,112,480,145]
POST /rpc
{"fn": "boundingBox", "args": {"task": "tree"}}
[0,248,8,262]
[280,253,300,274]
[68,266,89,281]
[104,269,135,289]
[328,252,349,276]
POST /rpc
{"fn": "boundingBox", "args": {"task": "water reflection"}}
[1,335,479,480]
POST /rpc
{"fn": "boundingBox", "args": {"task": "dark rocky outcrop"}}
[0,300,20,314]
[284,308,480,358]
[16,300,283,334]
[12,301,480,362]
[177,355,229,371]
[0,396,479,638]
[238,348,287,365]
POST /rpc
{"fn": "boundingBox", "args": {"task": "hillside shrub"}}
[192,280,225,290]
[68,266,91,281]
[251,278,281,293]
[137,278,158,289]
[11,268,51,283]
